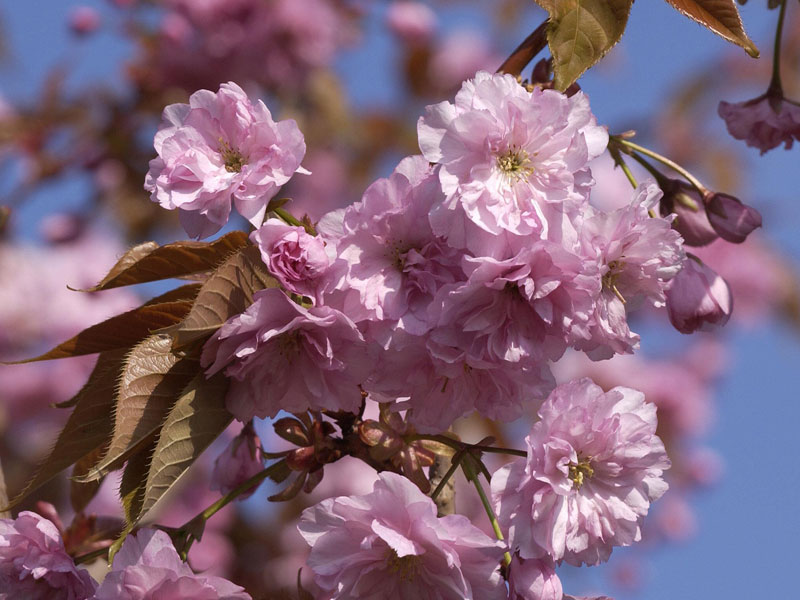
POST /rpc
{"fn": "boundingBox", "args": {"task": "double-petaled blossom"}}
[320,156,463,335]
[0,511,97,600]
[298,472,507,599]
[666,258,733,333]
[718,93,800,154]
[577,182,685,358]
[202,288,372,421]
[251,219,331,303]
[492,378,670,566]
[145,81,307,238]
[430,240,599,367]
[418,71,607,245]
[94,529,250,599]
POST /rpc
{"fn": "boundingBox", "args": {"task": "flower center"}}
[568,457,594,490]
[386,549,422,582]
[496,147,533,182]
[277,330,302,360]
[602,260,627,304]
[218,138,246,173]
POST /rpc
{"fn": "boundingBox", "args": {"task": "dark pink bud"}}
[660,180,718,246]
[210,428,265,499]
[69,7,101,36]
[705,193,762,243]
[666,259,733,334]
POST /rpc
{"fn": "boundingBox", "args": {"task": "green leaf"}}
[109,440,156,564]
[165,245,278,348]
[79,231,250,292]
[10,301,193,363]
[663,0,759,57]
[77,335,201,483]
[1,351,124,510]
[137,373,232,521]
[533,0,634,91]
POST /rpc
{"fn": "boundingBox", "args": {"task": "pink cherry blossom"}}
[149,0,347,93]
[298,471,507,599]
[0,511,97,600]
[201,288,371,421]
[718,93,800,154]
[250,219,330,303]
[418,71,607,243]
[665,258,732,334]
[368,330,554,433]
[430,240,599,367]
[507,556,562,600]
[68,6,101,36]
[321,155,463,334]
[145,81,307,239]
[210,425,265,498]
[492,378,670,566]
[95,529,250,599]
[576,182,685,359]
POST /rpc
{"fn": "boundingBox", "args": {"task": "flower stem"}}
[770,0,789,95]
[607,144,638,189]
[472,475,512,567]
[408,433,526,458]
[614,138,706,195]
[73,544,111,565]
[430,456,462,502]
[198,461,284,523]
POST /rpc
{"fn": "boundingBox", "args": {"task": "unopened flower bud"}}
[210,427,265,499]
[69,7,101,36]
[386,1,437,45]
[660,180,718,246]
[705,193,762,243]
[666,259,733,333]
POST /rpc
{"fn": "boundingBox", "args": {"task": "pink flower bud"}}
[210,427,265,499]
[386,1,437,45]
[666,259,733,333]
[705,192,762,243]
[69,6,101,36]
[660,180,718,246]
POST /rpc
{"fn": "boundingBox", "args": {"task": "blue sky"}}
[1,1,798,598]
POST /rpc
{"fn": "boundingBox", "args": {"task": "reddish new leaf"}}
[80,231,250,292]
[78,335,201,482]
[1,351,124,511]
[663,0,758,57]
[11,301,193,363]
[165,245,278,348]
[70,446,106,514]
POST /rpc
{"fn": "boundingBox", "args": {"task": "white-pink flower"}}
[95,529,250,599]
[507,556,562,600]
[250,219,330,303]
[492,378,669,566]
[298,472,507,599]
[321,156,463,334]
[145,81,307,238]
[201,288,371,421]
[718,93,800,154]
[576,182,685,359]
[0,511,97,600]
[418,71,607,243]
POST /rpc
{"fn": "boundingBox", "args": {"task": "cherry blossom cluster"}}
[173,73,690,435]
